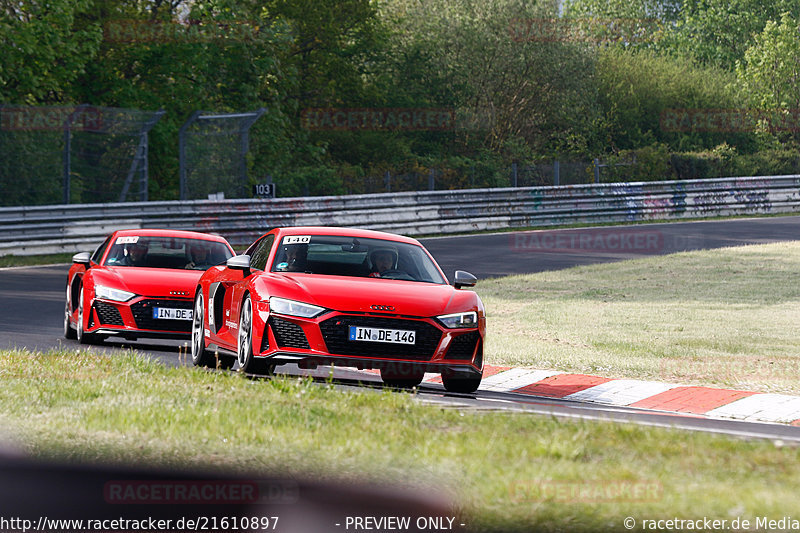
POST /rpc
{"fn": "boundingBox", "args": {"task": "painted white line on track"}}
[565,379,680,406]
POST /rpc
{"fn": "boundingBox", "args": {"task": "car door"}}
[210,234,276,350]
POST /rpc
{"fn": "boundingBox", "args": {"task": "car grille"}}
[319,315,442,361]
[130,299,192,332]
[94,301,124,326]
[446,331,480,360]
[270,317,310,349]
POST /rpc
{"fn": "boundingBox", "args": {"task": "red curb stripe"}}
[482,364,512,378]
[629,386,756,414]
[513,374,612,398]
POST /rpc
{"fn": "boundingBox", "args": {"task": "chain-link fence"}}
[179,109,265,200]
[0,105,164,206]
[338,161,599,195]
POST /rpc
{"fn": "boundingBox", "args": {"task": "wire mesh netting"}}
[179,109,265,200]
[518,161,595,186]
[0,105,163,206]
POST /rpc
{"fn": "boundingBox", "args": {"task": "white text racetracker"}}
[349,326,415,345]
[152,307,193,321]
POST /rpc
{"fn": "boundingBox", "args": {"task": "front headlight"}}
[95,284,136,302]
[269,297,325,318]
[437,311,478,329]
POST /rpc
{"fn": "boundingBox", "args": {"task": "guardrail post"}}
[594,158,601,183]
[428,168,435,191]
[554,160,560,186]
[384,171,391,192]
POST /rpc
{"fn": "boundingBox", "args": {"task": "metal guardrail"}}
[2,175,799,256]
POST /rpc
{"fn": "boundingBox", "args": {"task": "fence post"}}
[62,104,89,204]
[428,168,435,191]
[554,160,560,186]
[179,111,201,201]
[384,171,391,192]
[62,121,71,204]
[594,158,601,183]
[238,108,266,198]
[512,161,518,187]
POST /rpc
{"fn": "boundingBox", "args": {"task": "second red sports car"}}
[65,229,235,345]
[191,226,485,392]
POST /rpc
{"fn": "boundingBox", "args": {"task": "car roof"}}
[113,228,230,244]
[274,226,422,246]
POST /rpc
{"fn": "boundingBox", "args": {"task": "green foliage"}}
[596,48,752,153]
[4,0,800,200]
[0,0,102,102]
[379,0,599,156]
[664,0,800,70]
[736,13,800,142]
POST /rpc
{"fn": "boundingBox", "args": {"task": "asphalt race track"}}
[3,216,800,442]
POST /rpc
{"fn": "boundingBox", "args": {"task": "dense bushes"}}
[2,0,799,199]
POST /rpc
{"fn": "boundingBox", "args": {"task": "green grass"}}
[477,241,800,394]
[0,348,798,532]
[0,252,73,268]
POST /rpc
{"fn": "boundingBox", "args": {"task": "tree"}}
[737,12,800,142]
[665,0,800,70]
[0,0,102,103]
[380,0,601,157]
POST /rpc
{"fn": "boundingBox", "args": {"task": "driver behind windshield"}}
[368,248,398,278]
[185,243,212,269]
[275,243,308,272]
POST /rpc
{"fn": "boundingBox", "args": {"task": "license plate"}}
[349,326,415,345]
[152,307,193,321]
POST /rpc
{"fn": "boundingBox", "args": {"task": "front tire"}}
[76,286,97,345]
[63,286,76,339]
[191,291,217,368]
[441,371,482,393]
[237,295,275,376]
[380,367,424,389]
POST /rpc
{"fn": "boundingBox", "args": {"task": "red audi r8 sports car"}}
[64,229,235,344]
[191,226,485,392]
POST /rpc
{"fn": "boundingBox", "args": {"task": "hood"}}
[260,274,464,317]
[95,267,203,298]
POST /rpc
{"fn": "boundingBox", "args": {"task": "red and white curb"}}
[350,365,800,426]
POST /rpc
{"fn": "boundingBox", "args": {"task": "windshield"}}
[104,235,233,270]
[270,235,447,284]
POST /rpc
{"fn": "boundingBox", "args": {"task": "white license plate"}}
[349,326,415,345]
[152,307,193,321]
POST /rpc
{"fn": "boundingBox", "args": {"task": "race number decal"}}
[283,236,311,245]
[115,236,139,244]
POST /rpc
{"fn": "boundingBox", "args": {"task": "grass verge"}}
[477,241,800,394]
[0,253,73,268]
[1,348,799,532]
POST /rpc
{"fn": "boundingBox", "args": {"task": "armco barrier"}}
[1,175,799,256]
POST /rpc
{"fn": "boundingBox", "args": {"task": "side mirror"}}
[72,252,91,267]
[226,255,251,272]
[454,270,477,289]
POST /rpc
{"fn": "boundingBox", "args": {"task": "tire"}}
[237,295,275,376]
[76,286,98,345]
[380,367,424,389]
[190,291,216,368]
[63,285,76,340]
[441,371,482,393]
